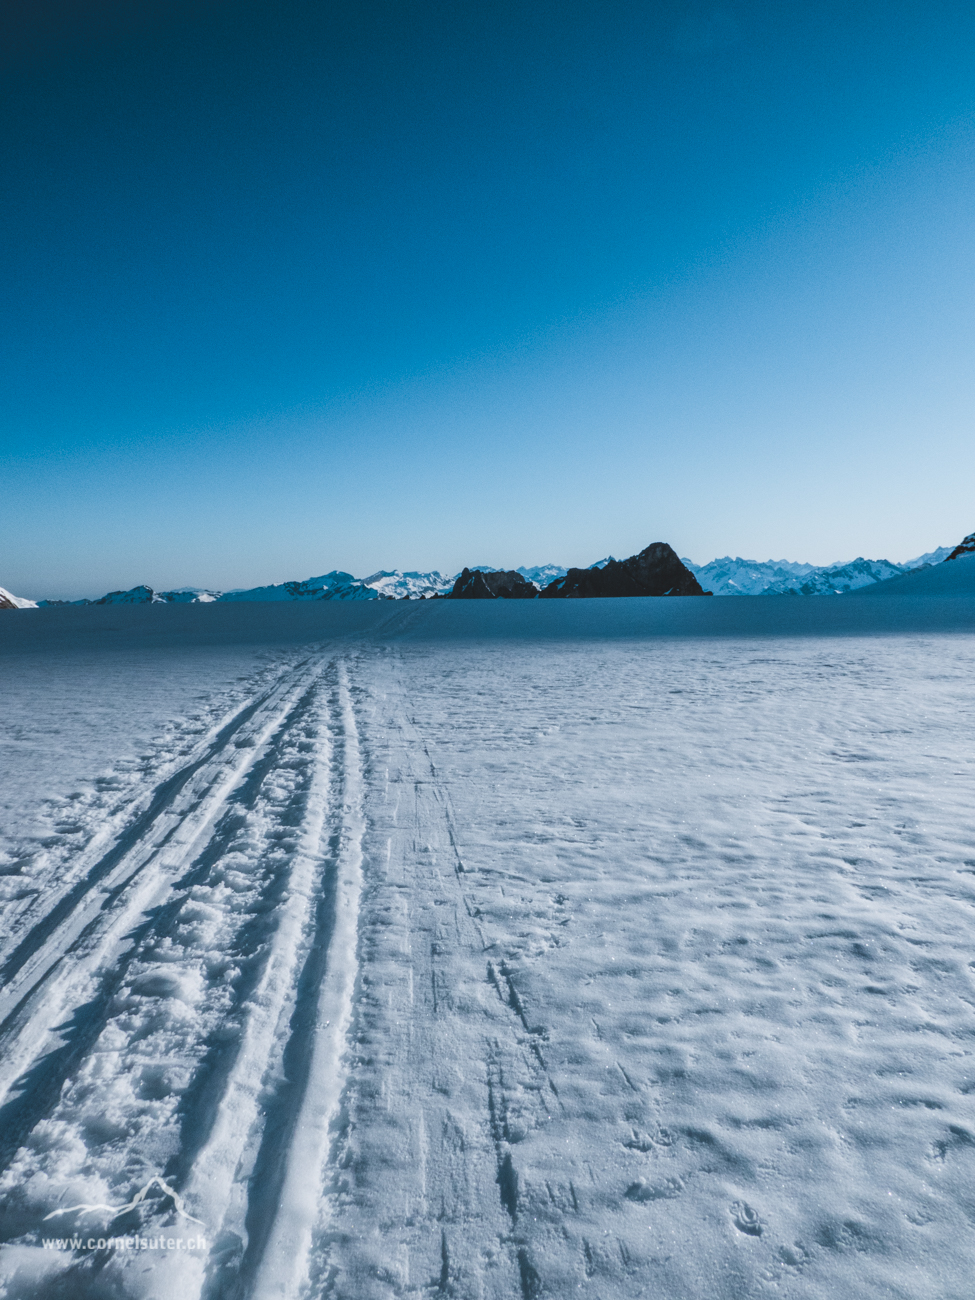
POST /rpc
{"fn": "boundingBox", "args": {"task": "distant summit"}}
[539,543,705,598]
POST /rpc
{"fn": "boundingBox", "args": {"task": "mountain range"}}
[684,547,953,596]
[1,539,966,609]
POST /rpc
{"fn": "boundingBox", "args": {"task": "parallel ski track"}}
[0,653,367,1300]
[234,658,364,1300]
[0,659,323,1128]
[0,656,308,986]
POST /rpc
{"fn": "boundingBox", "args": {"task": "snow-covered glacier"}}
[1,587,974,1299]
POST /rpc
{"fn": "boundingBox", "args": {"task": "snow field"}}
[0,612,974,1298]
[319,636,975,1299]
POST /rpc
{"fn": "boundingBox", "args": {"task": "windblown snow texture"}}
[1,593,975,1298]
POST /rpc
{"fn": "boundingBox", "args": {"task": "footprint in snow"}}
[731,1201,763,1236]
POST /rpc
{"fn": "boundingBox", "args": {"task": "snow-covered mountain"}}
[780,558,909,596]
[39,586,177,606]
[684,546,954,596]
[681,557,817,596]
[360,570,455,599]
[101,585,166,604]
[910,545,954,567]
[0,585,38,609]
[37,574,384,607]
[515,564,567,588]
[217,571,378,602]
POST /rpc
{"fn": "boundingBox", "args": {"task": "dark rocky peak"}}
[945,531,975,562]
[539,542,707,598]
[447,568,538,599]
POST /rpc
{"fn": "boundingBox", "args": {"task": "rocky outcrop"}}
[539,543,706,598]
[447,568,538,599]
[945,531,975,562]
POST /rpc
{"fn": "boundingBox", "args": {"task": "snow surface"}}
[1,593,975,1298]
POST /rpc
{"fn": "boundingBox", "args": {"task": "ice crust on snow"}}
[1,587,975,1297]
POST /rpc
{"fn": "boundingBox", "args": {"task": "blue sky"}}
[3,1,975,598]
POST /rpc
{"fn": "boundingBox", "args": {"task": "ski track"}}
[0,651,300,975]
[0,658,323,1112]
[0,653,366,1300]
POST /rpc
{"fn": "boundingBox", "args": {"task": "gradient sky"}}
[3,1,975,598]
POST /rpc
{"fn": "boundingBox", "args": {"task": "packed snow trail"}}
[0,652,366,1298]
[2,613,975,1299]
